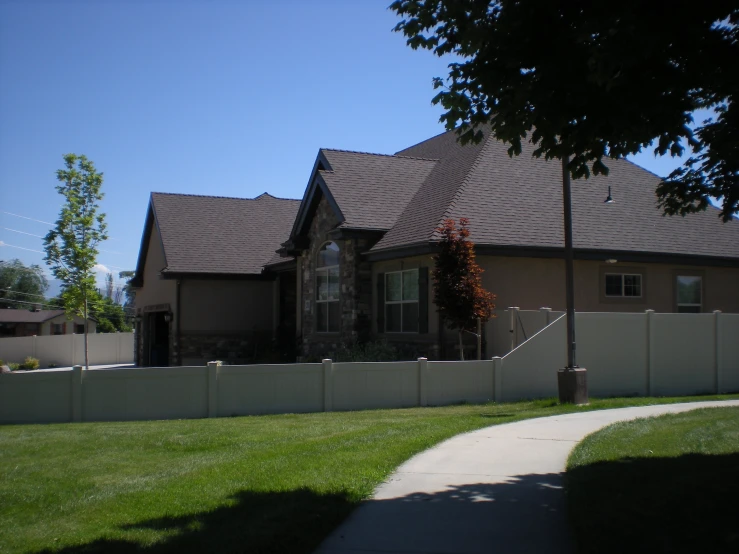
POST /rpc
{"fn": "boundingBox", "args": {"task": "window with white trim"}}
[316,242,340,332]
[385,269,419,333]
[676,275,702,313]
[605,273,642,297]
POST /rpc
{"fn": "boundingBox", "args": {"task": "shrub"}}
[20,357,40,370]
[333,340,399,362]
[8,362,20,371]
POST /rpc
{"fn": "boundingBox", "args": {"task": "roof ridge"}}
[432,132,494,239]
[395,128,452,154]
[152,191,299,202]
[321,148,438,162]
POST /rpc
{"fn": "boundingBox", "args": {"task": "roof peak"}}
[152,191,299,202]
[321,148,438,162]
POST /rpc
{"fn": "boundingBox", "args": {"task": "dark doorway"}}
[277,270,297,360]
[148,312,170,367]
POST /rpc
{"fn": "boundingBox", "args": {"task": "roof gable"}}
[133,192,300,282]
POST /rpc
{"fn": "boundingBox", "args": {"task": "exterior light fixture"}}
[605,259,618,264]
[604,186,615,204]
[164,313,172,323]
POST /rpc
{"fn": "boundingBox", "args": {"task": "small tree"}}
[432,218,495,360]
[44,154,108,369]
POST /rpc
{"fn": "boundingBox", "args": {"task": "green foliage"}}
[0,259,49,309]
[118,270,136,308]
[44,154,108,366]
[8,362,20,371]
[333,340,400,362]
[432,218,495,333]
[43,154,108,320]
[92,294,132,333]
[391,1,738,221]
[19,357,40,370]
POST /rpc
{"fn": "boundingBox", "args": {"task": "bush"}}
[8,362,20,371]
[19,357,40,370]
[333,340,399,362]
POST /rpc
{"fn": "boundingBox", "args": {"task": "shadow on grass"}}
[566,453,739,554]
[35,488,357,554]
[37,474,574,554]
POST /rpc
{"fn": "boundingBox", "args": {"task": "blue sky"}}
[0,0,703,296]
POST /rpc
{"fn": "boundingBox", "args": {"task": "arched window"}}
[316,242,340,332]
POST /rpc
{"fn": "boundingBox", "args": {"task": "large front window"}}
[316,242,340,332]
[385,269,419,333]
[605,273,642,297]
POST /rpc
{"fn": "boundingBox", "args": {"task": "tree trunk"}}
[84,294,89,369]
[458,330,465,361]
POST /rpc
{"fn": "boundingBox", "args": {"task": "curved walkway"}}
[316,400,739,554]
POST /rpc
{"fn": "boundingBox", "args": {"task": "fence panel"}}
[427,360,494,406]
[218,363,323,416]
[0,371,72,423]
[499,315,565,401]
[651,314,715,396]
[332,361,418,411]
[83,366,208,421]
[577,312,648,397]
[720,314,739,393]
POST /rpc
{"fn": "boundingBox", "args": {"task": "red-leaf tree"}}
[432,218,496,360]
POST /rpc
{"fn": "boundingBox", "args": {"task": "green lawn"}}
[566,406,739,554]
[1,395,737,554]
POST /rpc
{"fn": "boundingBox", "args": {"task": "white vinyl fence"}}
[0,332,134,368]
[1,312,737,424]
[486,308,564,357]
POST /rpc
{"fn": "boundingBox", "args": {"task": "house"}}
[129,192,300,366]
[131,128,739,365]
[0,309,97,338]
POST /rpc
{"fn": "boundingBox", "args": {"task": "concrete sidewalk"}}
[315,400,739,554]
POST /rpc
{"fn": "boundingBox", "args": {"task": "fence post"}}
[540,307,552,326]
[508,307,520,351]
[71,333,76,367]
[116,332,121,365]
[207,361,221,418]
[322,359,333,412]
[714,311,722,394]
[645,310,654,396]
[71,365,83,422]
[418,357,428,407]
[492,356,502,402]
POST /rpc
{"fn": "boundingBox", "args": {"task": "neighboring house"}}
[132,128,739,364]
[130,192,300,367]
[0,309,97,338]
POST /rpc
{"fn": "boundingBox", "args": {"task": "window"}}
[676,275,702,313]
[52,323,64,335]
[75,324,85,334]
[605,274,642,297]
[385,269,419,333]
[316,242,340,332]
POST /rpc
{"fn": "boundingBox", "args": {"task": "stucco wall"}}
[477,256,739,313]
[134,225,177,312]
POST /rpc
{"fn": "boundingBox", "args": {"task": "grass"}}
[1,395,737,554]
[566,406,739,554]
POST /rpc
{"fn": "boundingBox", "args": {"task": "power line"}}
[0,297,136,316]
[2,210,122,241]
[0,242,45,254]
[1,228,124,255]
[0,287,132,303]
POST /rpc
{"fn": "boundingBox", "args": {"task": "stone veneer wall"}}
[300,196,374,358]
[178,331,273,365]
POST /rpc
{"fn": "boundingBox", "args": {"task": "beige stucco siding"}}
[179,279,274,333]
[371,254,739,336]
[476,256,739,313]
[41,314,96,335]
[134,225,177,313]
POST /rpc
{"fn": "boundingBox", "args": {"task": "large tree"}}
[0,259,49,309]
[432,218,495,361]
[44,154,108,369]
[390,0,738,221]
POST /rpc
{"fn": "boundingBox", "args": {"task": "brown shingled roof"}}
[0,309,65,323]
[150,192,300,276]
[369,128,739,261]
[319,149,437,230]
